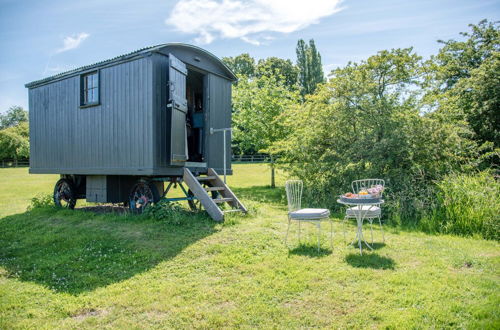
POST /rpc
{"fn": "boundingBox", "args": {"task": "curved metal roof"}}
[25,43,237,88]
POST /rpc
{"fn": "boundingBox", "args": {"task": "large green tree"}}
[296,39,325,98]
[428,20,500,151]
[232,75,299,187]
[0,122,29,160]
[222,53,256,77]
[274,48,478,220]
[0,106,28,129]
[255,57,298,90]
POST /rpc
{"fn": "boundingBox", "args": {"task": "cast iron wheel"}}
[53,178,77,209]
[129,180,160,214]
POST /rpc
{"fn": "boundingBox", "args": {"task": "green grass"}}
[1,165,499,328]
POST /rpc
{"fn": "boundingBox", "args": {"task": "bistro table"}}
[337,197,384,255]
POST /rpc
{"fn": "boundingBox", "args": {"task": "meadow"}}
[0,164,499,328]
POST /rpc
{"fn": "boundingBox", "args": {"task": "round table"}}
[337,198,384,255]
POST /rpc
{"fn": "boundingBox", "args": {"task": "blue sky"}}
[0,0,498,113]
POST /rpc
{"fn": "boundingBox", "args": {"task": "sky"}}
[0,0,498,113]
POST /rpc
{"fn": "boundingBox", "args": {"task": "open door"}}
[168,53,188,166]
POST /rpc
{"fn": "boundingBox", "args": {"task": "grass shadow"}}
[347,242,386,250]
[345,253,395,270]
[288,243,332,257]
[0,207,217,295]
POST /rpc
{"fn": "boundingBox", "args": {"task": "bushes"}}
[274,49,479,225]
[27,194,54,211]
[421,171,500,240]
[143,200,195,225]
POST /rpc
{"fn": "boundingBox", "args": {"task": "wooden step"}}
[213,197,233,203]
[183,168,247,222]
[205,186,225,191]
[196,176,217,181]
[184,169,224,222]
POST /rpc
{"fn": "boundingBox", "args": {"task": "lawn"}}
[0,164,499,328]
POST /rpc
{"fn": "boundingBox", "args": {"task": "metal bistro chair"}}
[343,179,385,243]
[285,180,332,251]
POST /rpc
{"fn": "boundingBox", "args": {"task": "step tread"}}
[213,197,234,203]
[196,176,217,181]
[205,186,225,191]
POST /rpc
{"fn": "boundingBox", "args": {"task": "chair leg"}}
[358,229,363,255]
[285,218,291,247]
[370,220,374,244]
[378,216,385,243]
[343,216,347,242]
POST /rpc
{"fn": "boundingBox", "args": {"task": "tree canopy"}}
[0,106,29,160]
[0,122,29,160]
[427,20,500,159]
[222,53,256,77]
[0,106,28,129]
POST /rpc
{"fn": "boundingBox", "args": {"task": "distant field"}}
[0,167,57,217]
[0,164,499,328]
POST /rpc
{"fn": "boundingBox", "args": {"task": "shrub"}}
[27,194,54,211]
[421,171,500,240]
[143,200,191,225]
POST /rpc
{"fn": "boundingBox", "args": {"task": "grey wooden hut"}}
[25,43,246,221]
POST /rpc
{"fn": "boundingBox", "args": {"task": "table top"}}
[337,198,384,206]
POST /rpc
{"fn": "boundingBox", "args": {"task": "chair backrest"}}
[352,179,385,197]
[285,180,303,212]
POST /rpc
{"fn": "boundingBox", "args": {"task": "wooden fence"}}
[231,154,271,163]
[0,159,30,168]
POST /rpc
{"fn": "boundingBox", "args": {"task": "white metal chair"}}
[285,180,332,251]
[343,179,385,243]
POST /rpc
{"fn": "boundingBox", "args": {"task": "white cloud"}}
[166,0,342,45]
[55,32,90,53]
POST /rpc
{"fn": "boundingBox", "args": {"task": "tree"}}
[255,57,298,90]
[431,20,499,91]
[452,52,500,148]
[232,75,300,187]
[221,53,256,77]
[296,39,308,96]
[0,106,28,129]
[0,122,29,160]
[296,39,325,98]
[427,20,500,157]
[274,48,478,220]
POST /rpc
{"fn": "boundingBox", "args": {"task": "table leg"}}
[356,205,374,255]
[357,206,363,255]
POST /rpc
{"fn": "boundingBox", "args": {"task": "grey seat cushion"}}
[346,205,381,217]
[289,208,330,220]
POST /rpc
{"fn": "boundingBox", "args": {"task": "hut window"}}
[81,71,99,106]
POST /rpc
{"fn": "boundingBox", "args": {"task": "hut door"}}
[168,53,188,166]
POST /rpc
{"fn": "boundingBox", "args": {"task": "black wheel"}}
[53,178,77,209]
[129,180,160,214]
